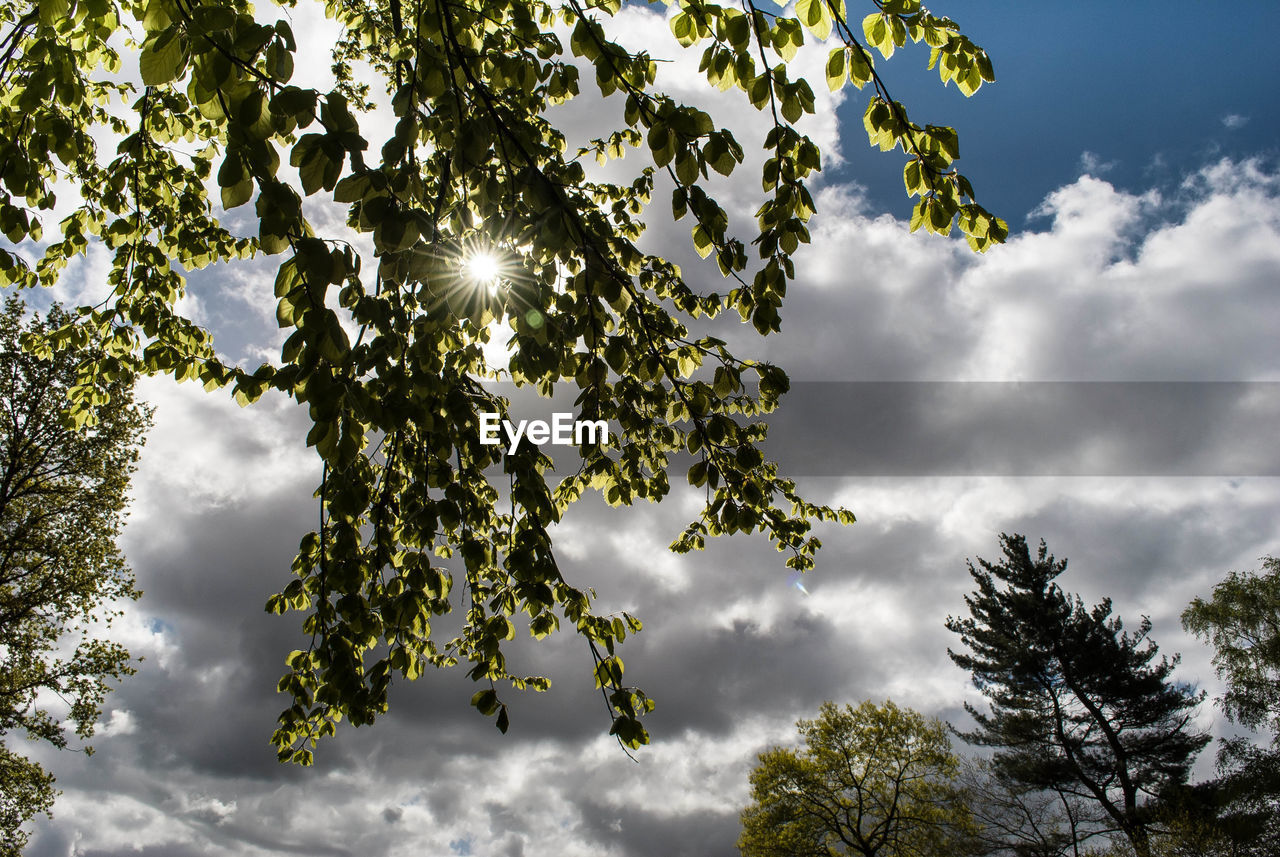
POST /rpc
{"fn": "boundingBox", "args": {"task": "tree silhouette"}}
[947,535,1209,857]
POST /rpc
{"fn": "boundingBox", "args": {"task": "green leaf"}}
[139,25,188,85]
[926,199,951,234]
[190,4,236,32]
[825,48,846,92]
[909,200,927,233]
[780,92,803,124]
[848,47,873,88]
[903,160,922,196]
[222,178,254,210]
[795,0,832,42]
[38,0,71,28]
[670,12,696,47]
[471,688,499,716]
[691,225,713,259]
[863,13,894,59]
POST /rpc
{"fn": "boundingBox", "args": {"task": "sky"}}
[14,1,1280,854]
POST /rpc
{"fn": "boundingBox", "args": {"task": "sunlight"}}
[464,251,502,290]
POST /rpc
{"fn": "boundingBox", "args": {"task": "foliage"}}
[946,535,1210,857]
[1211,743,1280,852]
[1180,560,1280,856]
[0,0,1004,760]
[0,297,149,852]
[1082,809,1263,857]
[1182,557,1280,741]
[738,699,978,857]
[0,746,54,857]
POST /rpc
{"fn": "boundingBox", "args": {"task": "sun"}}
[464,251,502,288]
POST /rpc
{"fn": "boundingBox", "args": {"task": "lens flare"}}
[464,252,502,289]
[787,571,810,596]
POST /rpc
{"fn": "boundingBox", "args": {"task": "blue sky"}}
[16,2,1280,855]
[832,0,1280,227]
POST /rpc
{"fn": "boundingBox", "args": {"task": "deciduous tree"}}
[946,535,1210,857]
[1181,557,1280,855]
[1,0,1005,759]
[0,297,149,854]
[738,699,978,857]
[1182,557,1280,744]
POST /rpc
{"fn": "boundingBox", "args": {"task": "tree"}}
[958,756,1085,857]
[1180,557,1280,854]
[738,699,978,857]
[1,0,1006,760]
[0,297,150,854]
[945,535,1210,857]
[1182,557,1280,745]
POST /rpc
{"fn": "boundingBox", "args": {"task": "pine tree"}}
[945,535,1210,857]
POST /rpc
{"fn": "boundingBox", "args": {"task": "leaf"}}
[927,199,952,233]
[847,48,873,88]
[471,688,499,716]
[333,173,370,203]
[222,178,254,210]
[903,160,922,196]
[863,13,894,59]
[795,0,832,41]
[670,12,696,47]
[825,48,846,92]
[780,92,802,123]
[691,225,713,259]
[190,4,236,32]
[38,0,71,28]
[139,25,188,85]
[909,200,927,233]
[266,41,295,83]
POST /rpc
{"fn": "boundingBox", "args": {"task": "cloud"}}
[1222,113,1250,130]
[20,0,1280,851]
[718,159,1280,385]
[1079,150,1118,175]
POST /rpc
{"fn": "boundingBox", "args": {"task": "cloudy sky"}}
[16,1,1280,854]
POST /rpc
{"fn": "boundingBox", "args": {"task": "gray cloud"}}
[18,2,1280,853]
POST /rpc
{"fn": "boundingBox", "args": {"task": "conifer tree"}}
[946,534,1210,857]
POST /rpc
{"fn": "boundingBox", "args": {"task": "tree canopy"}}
[1180,557,1280,854]
[739,699,977,857]
[1182,556,1280,743]
[946,535,1209,857]
[1,0,1006,761]
[0,297,149,854]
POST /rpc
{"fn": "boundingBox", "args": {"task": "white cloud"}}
[749,159,1280,383]
[21,2,1280,852]
[96,709,139,738]
[1079,150,1118,175]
